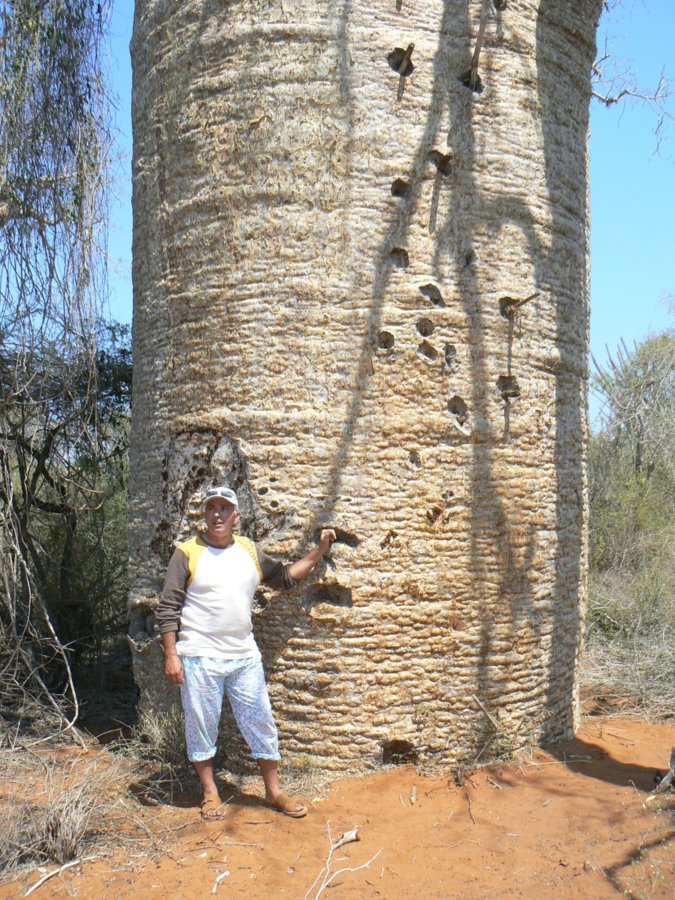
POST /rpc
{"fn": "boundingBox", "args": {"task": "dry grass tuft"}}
[101,705,193,805]
[273,761,335,803]
[118,706,188,773]
[584,561,674,717]
[1,789,95,871]
[0,743,139,881]
[581,640,675,719]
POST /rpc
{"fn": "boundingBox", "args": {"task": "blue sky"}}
[105,1,674,425]
[589,1,674,393]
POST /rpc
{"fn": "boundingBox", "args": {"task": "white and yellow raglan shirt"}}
[156,535,295,660]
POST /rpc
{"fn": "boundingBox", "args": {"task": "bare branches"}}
[210,869,230,894]
[305,823,382,900]
[592,70,669,110]
[592,332,675,478]
[0,1,116,736]
[592,19,673,149]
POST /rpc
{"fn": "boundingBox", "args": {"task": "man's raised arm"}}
[288,529,336,580]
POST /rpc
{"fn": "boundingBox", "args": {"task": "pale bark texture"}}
[129,0,603,771]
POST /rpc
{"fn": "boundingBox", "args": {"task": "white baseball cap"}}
[203,486,239,508]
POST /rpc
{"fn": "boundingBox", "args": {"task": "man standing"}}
[157,485,335,820]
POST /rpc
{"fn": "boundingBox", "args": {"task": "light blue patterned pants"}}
[180,655,280,763]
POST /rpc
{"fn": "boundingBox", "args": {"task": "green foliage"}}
[589,433,673,573]
[589,330,674,577]
[9,325,132,679]
[587,329,674,712]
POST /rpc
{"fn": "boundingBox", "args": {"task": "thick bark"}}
[130,0,602,771]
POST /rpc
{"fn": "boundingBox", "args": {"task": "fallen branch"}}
[315,850,382,899]
[156,822,193,835]
[220,839,265,848]
[562,753,593,766]
[305,823,381,900]
[211,869,230,894]
[24,856,97,896]
[465,789,476,825]
[331,825,360,850]
[128,812,164,853]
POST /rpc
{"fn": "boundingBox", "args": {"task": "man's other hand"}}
[164,654,185,686]
[318,528,337,554]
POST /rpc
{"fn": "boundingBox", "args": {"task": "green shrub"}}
[586,330,674,712]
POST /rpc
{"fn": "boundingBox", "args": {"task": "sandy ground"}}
[2,712,673,899]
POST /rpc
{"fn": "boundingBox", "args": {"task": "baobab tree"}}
[129,0,603,770]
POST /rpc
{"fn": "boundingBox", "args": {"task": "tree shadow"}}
[548,733,664,792]
[128,768,273,816]
[603,831,674,895]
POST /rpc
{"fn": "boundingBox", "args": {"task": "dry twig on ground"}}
[210,869,230,894]
[23,856,97,897]
[305,823,382,900]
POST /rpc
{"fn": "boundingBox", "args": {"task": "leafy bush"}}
[586,329,674,712]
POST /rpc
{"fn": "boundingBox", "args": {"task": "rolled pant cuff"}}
[188,750,217,763]
[252,753,281,761]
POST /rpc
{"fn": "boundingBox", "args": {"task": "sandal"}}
[200,797,227,820]
[269,792,307,818]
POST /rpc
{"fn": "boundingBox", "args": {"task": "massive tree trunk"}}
[129,0,603,771]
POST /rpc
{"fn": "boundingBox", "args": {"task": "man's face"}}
[204,499,240,546]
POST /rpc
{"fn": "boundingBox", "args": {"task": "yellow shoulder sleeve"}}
[178,536,209,587]
[234,535,263,580]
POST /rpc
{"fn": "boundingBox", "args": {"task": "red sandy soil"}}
[3,712,673,899]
